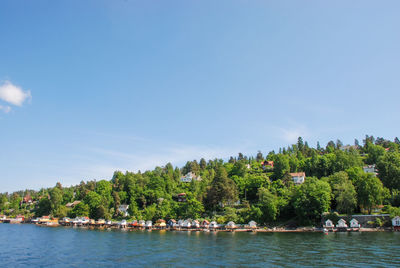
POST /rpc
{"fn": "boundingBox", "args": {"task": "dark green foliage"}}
[3,135,400,226]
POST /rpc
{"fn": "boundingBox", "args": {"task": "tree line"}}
[2,135,400,226]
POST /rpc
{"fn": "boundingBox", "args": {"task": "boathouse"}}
[249,221,257,228]
[324,219,334,228]
[392,216,400,230]
[350,219,360,228]
[337,219,348,228]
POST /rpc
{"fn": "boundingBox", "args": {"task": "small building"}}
[201,220,210,228]
[350,219,360,228]
[66,200,81,208]
[182,220,191,228]
[145,220,152,229]
[290,172,306,185]
[177,193,187,202]
[155,219,166,228]
[363,165,377,176]
[138,220,146,227]
[226,221,236,229]
[249,221,257,229]
[23,195,33,204]
[180,172,202,183]
[192,220,200,228]
[168,219,176,227]
[209,221,218,229]
[261,161,274,170]
[336,219,348,228]
[178,219,184,228]
[324,219,334,228]
[120,220,127,228]
[392,216,400,230]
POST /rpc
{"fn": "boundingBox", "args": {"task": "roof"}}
[289,172,306,177]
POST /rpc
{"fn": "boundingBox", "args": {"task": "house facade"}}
[180,172,202,183]
[290,172,306,184]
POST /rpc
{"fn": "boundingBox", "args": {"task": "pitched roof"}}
[289,172,306,177]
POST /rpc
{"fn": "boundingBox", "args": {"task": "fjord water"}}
[1,224,400,267]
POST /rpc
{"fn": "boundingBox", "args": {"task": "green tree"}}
[292,177,331,224]
[257,187,279,223]
[206,166,238,209]
[377,152,400,190]
[356,174,384,214]
[273,154,290,180]
[69,202,90,217]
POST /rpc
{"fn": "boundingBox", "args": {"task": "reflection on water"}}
[1,224,400,267]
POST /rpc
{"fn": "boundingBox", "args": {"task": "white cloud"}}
[0,105,11,113]
[278,125,309,144]
[0,81,31,106]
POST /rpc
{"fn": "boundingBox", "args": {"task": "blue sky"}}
[1,1,400,192]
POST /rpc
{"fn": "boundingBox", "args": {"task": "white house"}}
[182,219,191,228]
[209,221,218,229]
[120,220,127,228]
[336,219,348,228]
[249,221,257,228]
[180,172,202,183]
[118,204,130,217]
[350,219,360,228]
[363,165,377,176]
[192,220,200,228]
[178,219,184,228]
[145,220,152,228]
[138,220,146,227]
[290,172,306,184]
[226,221,236,229]
[392,216,400,227]
[324,219,334,228]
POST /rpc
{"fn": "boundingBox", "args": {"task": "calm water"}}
[1,224,400,267]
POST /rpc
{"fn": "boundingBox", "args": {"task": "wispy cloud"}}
[275,124,310,144]
[0,105,11,113]
[0,81,31,109]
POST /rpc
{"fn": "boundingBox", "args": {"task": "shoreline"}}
[2,222,396,233]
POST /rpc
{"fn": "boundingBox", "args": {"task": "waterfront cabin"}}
[119,220,127,228]
[145,220,152,229]
[392,216,400,230]
[105,220,112,226]
[182,220,191,228]
[178,219,184,228]
[350,219,360,228]
[324,219,334,228]
[249,221,257,229]
[336,219,348,228]
[192,220,200,228]
[61,217,71,226]
[39,216,51,224]
[201,220,210,228]
[168,219,176,228]
[138,220,146,228]
[226,221,236,229]
[129,220,138,227]
[96,219,105,227]
[155,219,166,229]
[0,215,6,220]
[209,221,218,229]
[290,172,306,185]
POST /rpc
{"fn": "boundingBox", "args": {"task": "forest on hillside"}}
[2,135,400,226]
